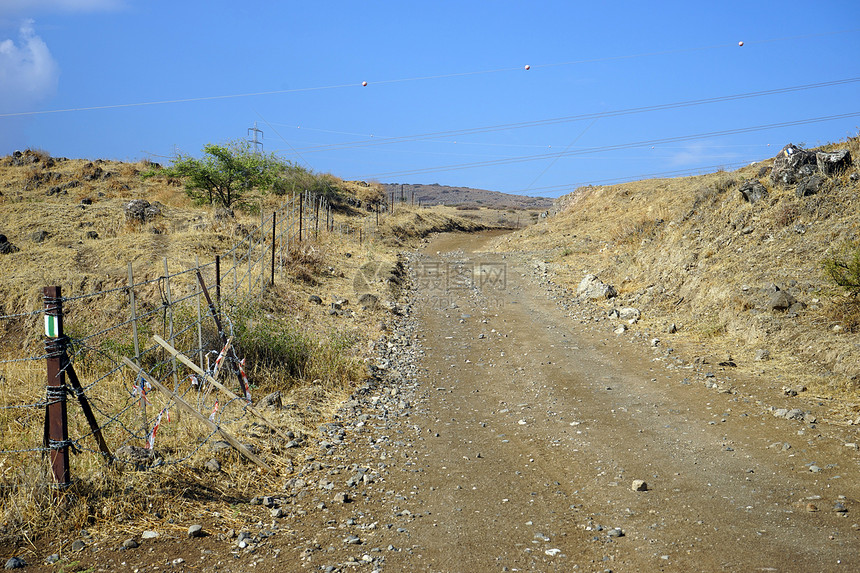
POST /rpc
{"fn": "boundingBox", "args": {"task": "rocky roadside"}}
[523,253,860,455]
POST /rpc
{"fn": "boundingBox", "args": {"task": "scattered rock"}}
[70,540,86,551]
[4,557,26,570]
[141,530,159,540]
[259,391,282,409]
[205,459,221,472]
[754,349,770,361]
[125,199,162,223]
[632,479,648,491]
[577,274,616,300]
[85,230,99,240]
[768,290,797,312]
[816,149,851,176]
[610,307,641,321]
[122,538,139,549]
[188,524,204,538]
[334,492,351,504]
[738,179,768,203]
[115,444,160,469]
[358,293,379,310]
[795,174,824,198]
[30,230,49,243]
[309,295,323,305]
[0,234,19,255]
[834,502,848,513]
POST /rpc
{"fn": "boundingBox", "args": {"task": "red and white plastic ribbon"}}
[146,408,169,449]
[132,375,151,404]
[212,342,229,380]
[238,358,252,401]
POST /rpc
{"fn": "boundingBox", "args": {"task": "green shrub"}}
[823,242,860,297]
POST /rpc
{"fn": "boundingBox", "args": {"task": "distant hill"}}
[381,183,553,210]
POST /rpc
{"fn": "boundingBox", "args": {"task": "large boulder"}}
[816,149,851,177]
[577,274,617,300]
[770,144,817,186]
[125,199,162,223]
[796,174,824,198]
[738,179,768,204]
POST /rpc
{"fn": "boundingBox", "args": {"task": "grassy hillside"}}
[492,137,860,422]
[0,150,491,541]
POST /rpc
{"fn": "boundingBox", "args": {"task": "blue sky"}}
[1,1,858,197]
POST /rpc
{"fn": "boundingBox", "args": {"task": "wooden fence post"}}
[43,286,70,487]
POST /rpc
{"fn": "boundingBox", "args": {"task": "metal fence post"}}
[127,263,146,441]
[127,262,140,364]
[43,286,70,487]
[195,255,204,371]
[215,254,221,316]
[163,258,179,394]
[271,211,276,286]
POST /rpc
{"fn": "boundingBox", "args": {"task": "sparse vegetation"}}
[823,241,860,297]
[492,134,860,404]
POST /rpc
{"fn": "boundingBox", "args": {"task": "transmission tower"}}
[248,122,264,155]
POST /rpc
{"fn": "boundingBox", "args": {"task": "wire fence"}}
[0,190,385,489]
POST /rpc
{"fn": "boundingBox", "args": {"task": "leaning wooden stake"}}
[151,335,291,443]
[122,358,272,472]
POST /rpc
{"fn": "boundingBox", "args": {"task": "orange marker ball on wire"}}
[738,41,744,47]
[362,81,368,87]
[524,64,530,70]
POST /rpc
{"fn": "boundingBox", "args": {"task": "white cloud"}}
[0,20,59,112]
[0,0,125,15]
[0,20,59,152]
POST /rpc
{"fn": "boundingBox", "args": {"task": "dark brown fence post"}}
[43,286,70,487]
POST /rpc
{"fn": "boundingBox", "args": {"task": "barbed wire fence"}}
[0,190,384,490]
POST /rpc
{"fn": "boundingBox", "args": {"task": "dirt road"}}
[364,232,860,571]
[16,231,858,572]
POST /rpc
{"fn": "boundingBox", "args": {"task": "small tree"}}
[823,242,860,297]
[147,141,279,209]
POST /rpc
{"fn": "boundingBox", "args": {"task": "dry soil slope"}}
[491,138,860,422]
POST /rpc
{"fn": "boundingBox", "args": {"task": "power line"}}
[1,28,856,119]
[290,77,860,154]
[355,111,860,179]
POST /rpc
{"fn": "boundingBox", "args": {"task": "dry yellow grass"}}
[0,151,431,543]
[492,136,860,417]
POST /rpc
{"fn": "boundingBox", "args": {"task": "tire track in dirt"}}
[370,232,860,572]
